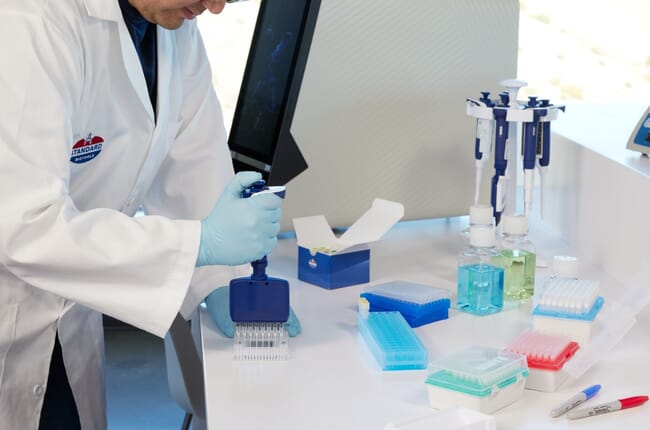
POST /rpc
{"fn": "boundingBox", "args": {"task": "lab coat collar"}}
[82,0,122,22]
[82,0,173,125]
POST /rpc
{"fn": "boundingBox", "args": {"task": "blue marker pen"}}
[550,384,602,418]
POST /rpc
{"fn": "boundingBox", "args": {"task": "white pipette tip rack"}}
[532,279,604,345]
[504,330,579,392]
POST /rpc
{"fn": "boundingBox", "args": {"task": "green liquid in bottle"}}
[492,249,536,300]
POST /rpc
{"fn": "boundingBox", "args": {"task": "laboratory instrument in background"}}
[466,81,565,222]
[494,214,536,302]
[457,225,504,316]
[229,181,291,360]
[625,105,650,155]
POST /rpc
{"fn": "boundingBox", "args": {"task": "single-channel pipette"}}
[491,93,510,224]
[522,97,543,216]
[467,92,495,205]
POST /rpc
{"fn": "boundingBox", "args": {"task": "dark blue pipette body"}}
[523,97,543,171]
[229,180,289,323]
[491,92,510,224]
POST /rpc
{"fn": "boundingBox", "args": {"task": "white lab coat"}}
[0,1,247,428]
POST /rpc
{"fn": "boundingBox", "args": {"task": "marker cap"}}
[583,384,601,400]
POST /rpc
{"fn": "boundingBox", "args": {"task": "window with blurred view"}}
[517,0,649,103]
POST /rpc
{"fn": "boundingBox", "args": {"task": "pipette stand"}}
[466,81,565,222]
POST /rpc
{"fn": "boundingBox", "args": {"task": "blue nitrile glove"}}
[204,286,301,338]
[196,172,282,266]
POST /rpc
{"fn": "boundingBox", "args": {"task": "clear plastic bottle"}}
[457,225,504,316]
[549,255,578,280]
[460,204,494,243]
[494,214,536,301]
[534,255,579,305]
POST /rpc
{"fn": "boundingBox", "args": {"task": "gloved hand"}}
[196,171,282,266]
[204,286,301,338]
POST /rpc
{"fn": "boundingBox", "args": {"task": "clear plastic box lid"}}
[385,406,496,430]
[425,346,528,397]
[366,281,450,305]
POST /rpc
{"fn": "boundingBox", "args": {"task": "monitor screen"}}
[228,0,320,185]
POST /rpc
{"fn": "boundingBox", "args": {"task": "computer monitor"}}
[228,0,320,186]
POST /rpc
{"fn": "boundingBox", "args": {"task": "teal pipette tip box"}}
[425,346,529,413]
[358,310,428,371]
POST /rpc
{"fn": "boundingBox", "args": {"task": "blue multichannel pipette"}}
[230,180,290,360]
[491,93,510,224]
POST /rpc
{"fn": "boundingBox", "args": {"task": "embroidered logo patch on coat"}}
[70,133,104,164]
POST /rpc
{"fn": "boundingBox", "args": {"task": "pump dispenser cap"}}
[469,225,495,247]
[552,255,579,279]
[501,214,528,235]
[469,204,493,226]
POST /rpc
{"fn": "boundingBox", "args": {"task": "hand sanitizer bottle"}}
[495,214,536,302]
[457,225,504,316]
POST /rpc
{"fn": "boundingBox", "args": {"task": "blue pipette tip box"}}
[358,311,428,371]
[360,281,451,327]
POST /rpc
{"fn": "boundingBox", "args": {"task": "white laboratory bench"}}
[199,215,650,430]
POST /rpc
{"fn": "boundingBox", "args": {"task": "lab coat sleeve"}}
[0,10,195,337]
[142,20,249,318]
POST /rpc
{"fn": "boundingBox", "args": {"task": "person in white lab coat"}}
[0,1,280,429]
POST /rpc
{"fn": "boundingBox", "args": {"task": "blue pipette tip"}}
[583,384,602,400]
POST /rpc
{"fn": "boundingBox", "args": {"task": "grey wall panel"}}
[282,0,519,230]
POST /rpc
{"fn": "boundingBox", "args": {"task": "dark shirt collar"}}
[118,0,150,46]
